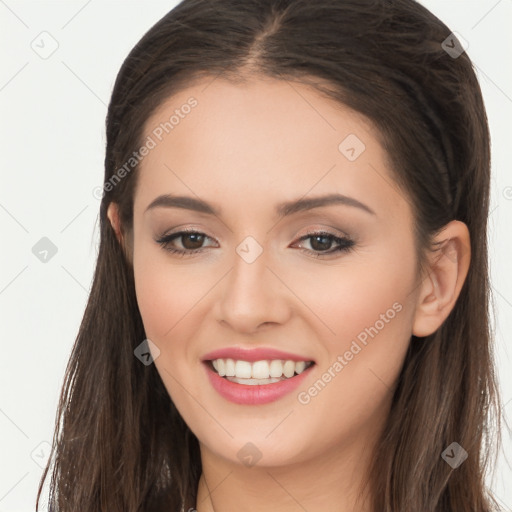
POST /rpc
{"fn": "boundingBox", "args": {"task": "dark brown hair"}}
[37,0,503,510]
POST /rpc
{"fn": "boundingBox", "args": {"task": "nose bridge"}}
[217,235,289,331]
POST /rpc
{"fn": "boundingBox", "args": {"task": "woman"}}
[37,0,503,510]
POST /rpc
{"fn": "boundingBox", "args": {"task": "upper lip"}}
[201,346,315,363]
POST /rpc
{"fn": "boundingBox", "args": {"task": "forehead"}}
[143,75,375,158]
[135,76,409,223]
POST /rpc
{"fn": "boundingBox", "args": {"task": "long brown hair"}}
[37,0,503,510]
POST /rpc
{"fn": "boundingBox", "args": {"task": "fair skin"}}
[108,75,470,512]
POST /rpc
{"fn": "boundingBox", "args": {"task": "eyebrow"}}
[144,193,376,217]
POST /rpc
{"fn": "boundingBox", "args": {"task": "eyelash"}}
[155,228,355,259]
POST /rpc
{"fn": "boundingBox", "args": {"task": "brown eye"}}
[155,230,215,255]
[293,231,355,258]
[309,234,335,252]
[180,233,206,250]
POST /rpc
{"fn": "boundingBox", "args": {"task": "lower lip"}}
[204,362,314,405]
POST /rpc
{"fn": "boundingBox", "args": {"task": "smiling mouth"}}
[207,358,315,385]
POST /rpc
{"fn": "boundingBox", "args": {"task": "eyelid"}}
[293,224,352,240]
[158,225,217,240]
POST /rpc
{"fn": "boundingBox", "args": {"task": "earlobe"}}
[412,221,471,337]
[107,202,123,244]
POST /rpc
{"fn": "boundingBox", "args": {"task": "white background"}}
[0,1,511,510]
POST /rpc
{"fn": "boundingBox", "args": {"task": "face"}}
[130,75,422,468]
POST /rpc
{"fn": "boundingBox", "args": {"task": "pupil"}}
[311,235,331,251]
[183,233,204,249]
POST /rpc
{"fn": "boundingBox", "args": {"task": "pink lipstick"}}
[202,347,315,405]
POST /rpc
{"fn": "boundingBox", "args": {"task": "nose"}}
[216,244,292,334]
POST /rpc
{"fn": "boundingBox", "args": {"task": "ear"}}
[107,202,123,244]
[412,220,471,337]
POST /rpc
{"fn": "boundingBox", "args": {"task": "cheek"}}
[291,254,416,441]
[132,251,207,403]
[133,243,212,341]
[289,310,414,464]
[133,260,180,341]
[290,248,415,390]
[274,247,416,351]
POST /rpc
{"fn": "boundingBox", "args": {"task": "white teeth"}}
[217,358,226,377]
[295,361,306,374]
[269,360,283,378]
[226,376,283,385]
[235,360,252,379]
[225,358,236,377]
[283,360,295,378]
[252,360,269,379]
[209,358,313,380]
